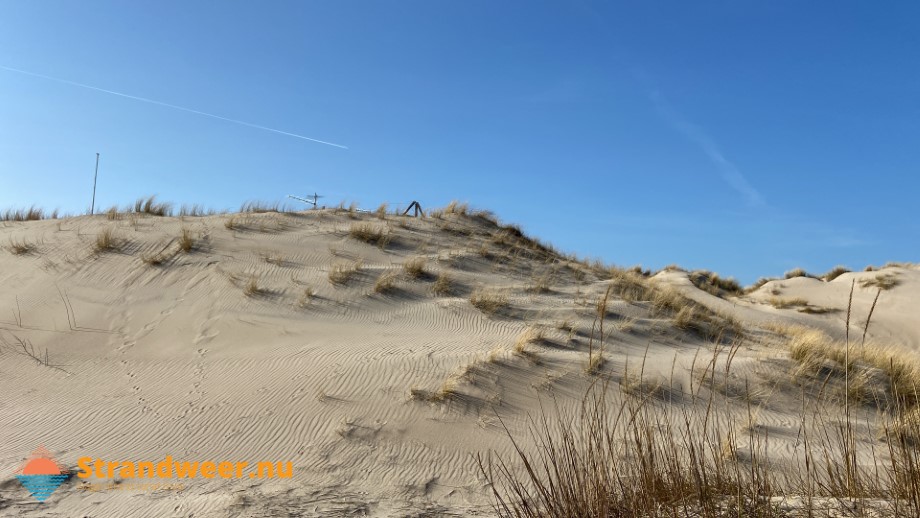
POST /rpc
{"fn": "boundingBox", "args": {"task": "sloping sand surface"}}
[0,209,916,516]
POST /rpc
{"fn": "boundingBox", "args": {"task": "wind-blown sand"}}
[0,208,916,516]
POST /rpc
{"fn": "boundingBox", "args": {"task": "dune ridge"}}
[0,205,918,516]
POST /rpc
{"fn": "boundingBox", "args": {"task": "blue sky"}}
[1,1,917,283]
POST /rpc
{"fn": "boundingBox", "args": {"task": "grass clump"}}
[688,270,743,297]
[297,287,315,308]
[6,237,36,255]
[241,275,268,297]
[411,377,461,403]
[240,201,282,213]
[94,228,118,253]
[619,372,663,398]
[141,251,171,266]
[526,273,554,294]
[470,288,509,316]
[373,270,400,294]
[822,265,851,281]
[178,228,195,253]
[179,204,216,217]
[133,195,173,216]
[431,271,454,296]
[403,256,427,279]
[431,200,469,218]
[784,267,816,280]
[1,206,49,221]
[585,351,606,374]
[860,273,899,290]
[348,223,391,247]
[602,270,740,341]
[651,287,742,341]
[768,297,809,309]
[745,277,778,293]
[606,268,656,302]
[781,318,920,408]
[479,286,920,518]
[479,359,920,518]
[328,261,363,285]
[513,327,544,355]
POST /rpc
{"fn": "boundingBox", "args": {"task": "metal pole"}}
[91,153,100,214]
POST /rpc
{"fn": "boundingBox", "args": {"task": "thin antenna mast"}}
[90,153,100,214]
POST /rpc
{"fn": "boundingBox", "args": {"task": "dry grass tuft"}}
[487,345,505,364]
[297,287,315,308]
[651,287,742,341]
[514,327,544,355]
[860,273,899,290]
[782,324,920,407]
[411,377,461,403]
[374,203,388,219]
[431,271,454,296]
[133,195,173,216]
[470,288,509,315]
[431,200,469,218]
[480,357,920,517]
[883,261,916,269]
[403,256,427,279]
[889,408,920,446]
[767,297,809,309]
[179,204,216,217]
[141,250,173,266]
[619,372,663,398]
[345,202,359,218]
[822,265,851,281]
[240,201,283,213]
[526,273,554,294]
[673,305,699,330]
[373,270,400,294]
[602,270,740,341]
[178,228,195,253]
[787,327,845,368]
[94,228,118,253]
[605,268,655,302]
[614,317,637,334]
[784,267,816,279]
[556,319,575,333]
[6,237,36,255]
[243,276,262,297]
[746,276,778,293]
[585,351,606,374]
[348,223,391,247]
[1,206,47,221]
[479,288,920,517]
[688,270,743,297]
[328,261,363,285]
[0,206,58,221]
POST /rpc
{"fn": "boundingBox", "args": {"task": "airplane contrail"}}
[0,64,347,149]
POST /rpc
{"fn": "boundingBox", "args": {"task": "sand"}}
[0,209,916,516]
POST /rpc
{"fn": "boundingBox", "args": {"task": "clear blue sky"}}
[1,1,917,283]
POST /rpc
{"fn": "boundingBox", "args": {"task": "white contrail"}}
[650,90,764,207]
[0,64,348,149]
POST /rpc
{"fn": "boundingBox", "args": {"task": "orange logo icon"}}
[15,446,69,502]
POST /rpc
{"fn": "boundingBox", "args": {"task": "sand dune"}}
[0,207,916,516]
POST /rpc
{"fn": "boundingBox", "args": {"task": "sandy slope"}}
[0,209,915,517]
